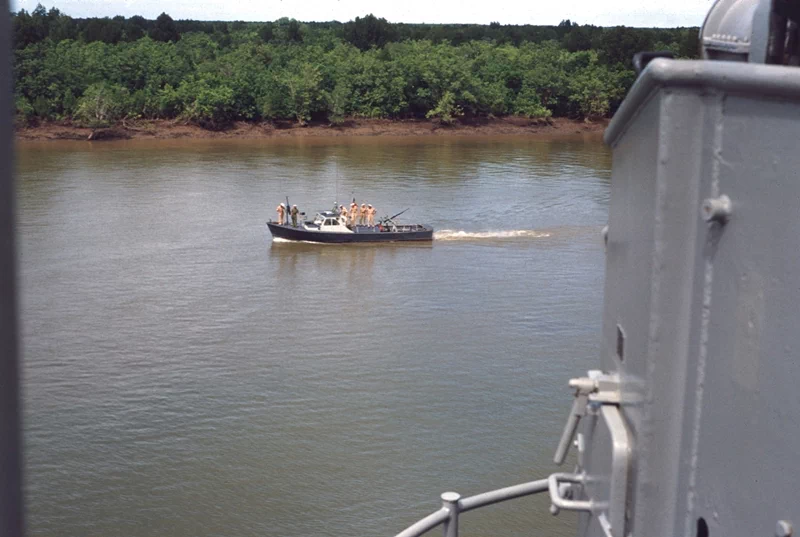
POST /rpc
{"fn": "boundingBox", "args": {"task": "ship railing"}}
[393,478,549,537]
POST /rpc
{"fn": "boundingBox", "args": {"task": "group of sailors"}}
[275,203,300,227]
[275,200,378,228]
[339,201,377,227]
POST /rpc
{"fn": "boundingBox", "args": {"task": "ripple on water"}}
[18,136,609,537]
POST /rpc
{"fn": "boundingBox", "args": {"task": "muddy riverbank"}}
[16,116,608,142]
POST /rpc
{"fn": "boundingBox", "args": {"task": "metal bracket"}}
[549,371,631,537]
[549,472,592,511]
[553,370,620,465]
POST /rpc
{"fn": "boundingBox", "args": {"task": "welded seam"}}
[637,93,671,531]
[683,92,724,536]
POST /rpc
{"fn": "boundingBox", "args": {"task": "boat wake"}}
[271,237,331,244]
[434,229,552,241]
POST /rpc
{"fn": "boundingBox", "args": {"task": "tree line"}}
[12,5,699,128]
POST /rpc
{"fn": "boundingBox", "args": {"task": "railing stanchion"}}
[441,492,461,537]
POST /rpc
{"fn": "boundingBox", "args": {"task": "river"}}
[16,134,610,537]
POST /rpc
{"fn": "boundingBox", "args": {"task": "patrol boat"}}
[267,207,434,243]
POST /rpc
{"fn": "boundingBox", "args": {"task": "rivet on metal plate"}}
[701,194,732,223]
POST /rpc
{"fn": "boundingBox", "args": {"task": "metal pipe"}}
[393,479,551,537]
[553,394,586,465]
[459,479,549,512]
[548,473,593,511]
[441,492,460,537]
[0,1,24,536]
[393,508,449,537]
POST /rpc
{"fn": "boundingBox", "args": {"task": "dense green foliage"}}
[12,5,699,127]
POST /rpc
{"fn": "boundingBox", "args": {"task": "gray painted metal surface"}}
[605,59,800,146]
[441,493,460,537]
[0,0,24,535]
[570,56,800,537]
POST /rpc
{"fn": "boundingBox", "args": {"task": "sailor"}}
[339,203,348,224]
[367,204,375,226]
[276,203,286,225]
[291,204,299,227]
[349,202,358,227]
[360,203,368,225]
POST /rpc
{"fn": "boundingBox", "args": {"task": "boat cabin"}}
[305,211,351,232]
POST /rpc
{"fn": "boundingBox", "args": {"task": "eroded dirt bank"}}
[16,117,608,142]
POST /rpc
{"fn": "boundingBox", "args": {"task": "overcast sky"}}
[10,0,711,27]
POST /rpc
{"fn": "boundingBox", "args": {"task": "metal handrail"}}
[394,508,450,537]
[392,478,550,537]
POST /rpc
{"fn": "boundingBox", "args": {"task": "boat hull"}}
[267,223,433,243]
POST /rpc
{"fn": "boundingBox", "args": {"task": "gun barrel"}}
[388,208,409,221]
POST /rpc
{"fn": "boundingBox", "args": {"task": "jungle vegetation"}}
[11,5,699,128]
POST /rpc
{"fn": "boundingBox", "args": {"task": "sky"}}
[10,0,712,27]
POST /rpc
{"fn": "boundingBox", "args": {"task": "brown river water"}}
[16,134,610,537]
